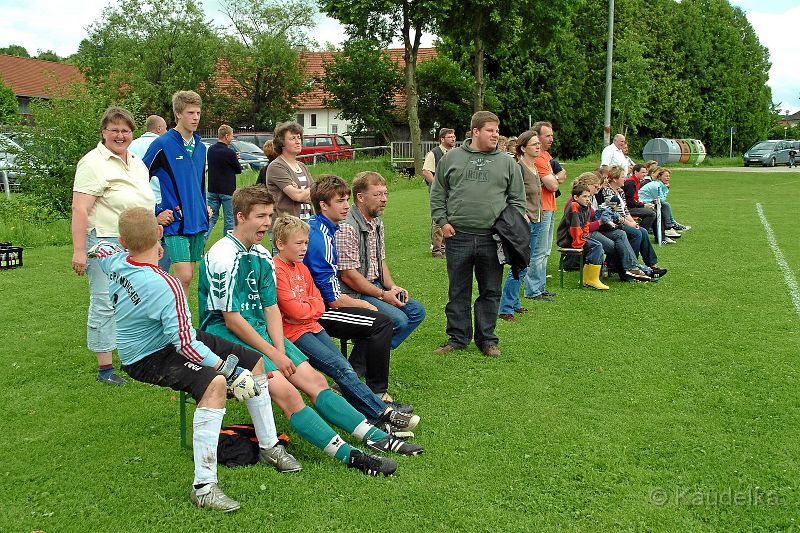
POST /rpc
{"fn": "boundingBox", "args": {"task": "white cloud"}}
[747,6,800,114]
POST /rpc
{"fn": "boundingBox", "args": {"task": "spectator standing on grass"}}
[143,90,209,293]
[430,111,525,358]
[336,171,426,349]
[601,134,628,171]
[265,121,313,221]
[128,114,171,271]
[71,106,157,386]
[422,128,456,258]
[498,129,543,322]
[206,124,242,239]
[527,120,566,302]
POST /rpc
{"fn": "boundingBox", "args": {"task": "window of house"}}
[331,124,338,134]
[296,114,305,127]
[311,114,317,127]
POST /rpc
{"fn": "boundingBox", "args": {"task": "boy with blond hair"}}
[272,214,422,449]
[92,207,285,513]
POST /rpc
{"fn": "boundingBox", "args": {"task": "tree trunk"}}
[402,4,424,178]
[473,12,484,112]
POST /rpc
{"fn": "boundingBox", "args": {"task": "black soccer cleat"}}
[347,449,398,477]
[366,435,424,456]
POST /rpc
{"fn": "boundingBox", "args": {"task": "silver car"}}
[743,139,794,167]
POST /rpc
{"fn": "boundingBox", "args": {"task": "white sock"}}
[192,407,225,486]
[245,374,278,449]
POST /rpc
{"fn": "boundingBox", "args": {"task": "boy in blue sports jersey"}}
[199,186,419,477]
[93,207,294,513]
[143,90,211,292]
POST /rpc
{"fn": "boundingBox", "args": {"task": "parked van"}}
[743,139,794,167]
[299,134,353,162]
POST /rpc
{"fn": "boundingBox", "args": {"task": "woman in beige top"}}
[71,106,164,385]
[499,129,543,320]
[265,121,313,220]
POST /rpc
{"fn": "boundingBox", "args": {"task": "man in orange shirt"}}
[526,121,566,301]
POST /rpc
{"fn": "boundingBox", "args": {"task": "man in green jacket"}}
[430,111,525,357]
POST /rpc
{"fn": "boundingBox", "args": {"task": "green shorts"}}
[164,234,206,263]
[201,323,309,373]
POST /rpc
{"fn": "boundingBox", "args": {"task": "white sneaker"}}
[660,237,677,244]
[664,229,682,238]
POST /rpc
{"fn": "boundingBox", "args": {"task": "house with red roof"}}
[295,48,437,138]
[0,54,84,116]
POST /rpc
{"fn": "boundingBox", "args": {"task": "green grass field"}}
[1,162,799,531]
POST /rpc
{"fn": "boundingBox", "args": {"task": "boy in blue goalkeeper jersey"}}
[93,207,298,512]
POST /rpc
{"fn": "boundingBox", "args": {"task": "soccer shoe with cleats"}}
[347,449,397,476]
[259,444,303,473]
[97,373,128,386]
[380,407,420,431]
[190,483,241,512]
[366,434,424,456]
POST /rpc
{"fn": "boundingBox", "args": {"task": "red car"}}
[299,134,354,162]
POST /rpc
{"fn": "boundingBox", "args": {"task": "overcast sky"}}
[0,0,797,114]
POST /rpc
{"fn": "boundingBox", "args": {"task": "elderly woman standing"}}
[71,106,160,385]
[265,121,313,220]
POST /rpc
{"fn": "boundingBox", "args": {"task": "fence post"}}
[1,170,9,200]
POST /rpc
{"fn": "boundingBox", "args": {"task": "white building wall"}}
[296,108,353,142]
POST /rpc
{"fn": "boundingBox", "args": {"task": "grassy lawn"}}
[1,161,799,531]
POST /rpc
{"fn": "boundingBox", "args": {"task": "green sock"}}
[289,406,352,463]
[314,388,388,442]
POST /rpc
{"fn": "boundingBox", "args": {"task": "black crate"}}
[0,243,23,269]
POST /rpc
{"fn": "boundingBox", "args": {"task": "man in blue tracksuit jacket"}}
[143,90,208,291]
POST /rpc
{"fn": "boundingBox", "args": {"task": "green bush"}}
[0,194,71,247]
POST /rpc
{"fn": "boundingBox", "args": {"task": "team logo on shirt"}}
[246,270,258,293]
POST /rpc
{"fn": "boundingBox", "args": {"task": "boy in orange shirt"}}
[272,214,422,448]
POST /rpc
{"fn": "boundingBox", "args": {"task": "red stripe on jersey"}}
[151,266,204,364]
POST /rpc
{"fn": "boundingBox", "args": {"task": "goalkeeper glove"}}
[218,354,261,401]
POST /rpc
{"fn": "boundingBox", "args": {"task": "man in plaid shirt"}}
[336,171,426,350]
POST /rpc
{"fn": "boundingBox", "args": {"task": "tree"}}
[0,44,30,58]
[76,0,220,120]
[14,84,142,216]
[320,0,438,175]
[35,50,62,62]
[322,39,403,142]
[219,0,315,129]
[0,79,18,125]
[416,55,498,138]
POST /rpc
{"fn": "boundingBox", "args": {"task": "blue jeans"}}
[85,230,117,353]
[525,210,554,297]
[583,237,604,264]
[362,281,426,349]
[207,192,233,237]
[293,329,386,422]
[499,221,541,314]
[444,231,504,349]
[621,224,658,266]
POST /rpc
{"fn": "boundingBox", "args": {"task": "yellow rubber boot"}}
[583,263,610,290]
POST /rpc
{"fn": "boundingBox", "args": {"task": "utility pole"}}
[603,0,615,147]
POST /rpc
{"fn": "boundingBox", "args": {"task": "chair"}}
[557,248,585,288]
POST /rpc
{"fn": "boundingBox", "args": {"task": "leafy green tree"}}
[76,0,219,121]
[35,50,62,62]
[322,39,403,142]
[14,84,143,216]
[320,0,438,175]
[0,79,19,125]
[218,0,315,129]
[0,44,30,58]
[416,55,498,138]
